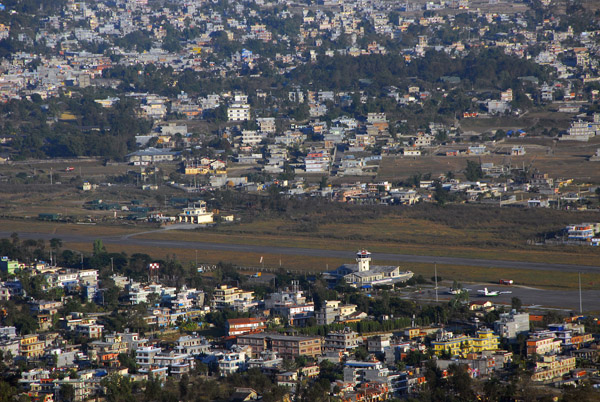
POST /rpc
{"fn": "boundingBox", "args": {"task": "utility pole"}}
[579,272,583,314]
[434,262,438,303]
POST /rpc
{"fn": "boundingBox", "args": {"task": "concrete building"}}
[326,250,413,287]
[237,333,322,359]
[177,201,214,224]
[226,318,267,337]
[324,327,360,350]
[494,311,530,341]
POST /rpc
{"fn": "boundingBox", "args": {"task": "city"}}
[0,0,600,401]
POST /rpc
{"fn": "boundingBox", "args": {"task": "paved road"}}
[2,230,599,274]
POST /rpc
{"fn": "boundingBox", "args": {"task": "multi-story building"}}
[494,311,530,341]
[218,350,247,376]
[0,257,19,274]
[174,335,211,356]
[304,150,330,173]
[265,283,314,326]
[20,335,45,359]
[431,329,499,357]
[237,333,322,359]
[526,334,562,356]
[531,355,576,382]
[227,96,251,121]
[226,318,267,337]
[212,285,254,310]
[325,327,360,350]
[367,334,392,353]
[566,223,599,241]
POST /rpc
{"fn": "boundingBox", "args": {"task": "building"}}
[226,318,267,337]
[228,95,251,121]
[265,282,314,326]
[212,285,254,310]
[531,355,576,382]
[20,335,45,359]
[511,146,526,156]
[431,329,499,357]
[566,223,599,241]
[494,311,530,341]
[315,300,360,326]
[178,202,214,224]
[324,327,360,350]
[218,350,247,376]
[0,257,19,274]
[126,147,179,165]
[526,334,562,356]
[237,333,322,359]
[304,150,330,173]
[326,250,413,287]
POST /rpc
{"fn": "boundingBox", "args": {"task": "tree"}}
[434,181,449,205]
[103,374,135,402]
[93,239,106,256]
[59,383,76,402]
[465,160,483,181]
[50,238,63,250]
[511,297,523,312]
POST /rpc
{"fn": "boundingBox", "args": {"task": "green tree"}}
[59,383,76,402]
[93,239,106,256]
[511,297,523,312]
[464,160,483,181]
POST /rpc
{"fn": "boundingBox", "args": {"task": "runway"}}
[1,230,598,274]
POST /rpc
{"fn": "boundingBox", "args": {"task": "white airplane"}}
[477,287,500,297]
[448,288,470,295]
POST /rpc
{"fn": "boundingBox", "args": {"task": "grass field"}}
[378,136,600,182]
[59,240,600,291]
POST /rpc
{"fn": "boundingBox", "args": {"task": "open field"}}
[459,111,574,134]
[378,137,600,182]
[60,239,600,292]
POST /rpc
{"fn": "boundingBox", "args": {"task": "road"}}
[1,230,599,274]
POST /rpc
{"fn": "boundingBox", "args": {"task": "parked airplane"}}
[478,287,512,297]
[477,288,500,297]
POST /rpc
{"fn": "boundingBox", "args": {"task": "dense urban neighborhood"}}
[1,243,600,402]
[1,0,600,400]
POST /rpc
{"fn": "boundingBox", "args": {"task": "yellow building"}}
[20,335,45,358]
[531,355,576,382]
[432,329,499,357]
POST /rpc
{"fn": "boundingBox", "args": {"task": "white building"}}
[326,250,413,287]
[178,201,214,224]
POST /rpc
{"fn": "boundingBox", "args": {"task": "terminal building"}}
[325,250,413,287]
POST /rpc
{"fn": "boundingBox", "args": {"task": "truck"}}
[499,279,514,285]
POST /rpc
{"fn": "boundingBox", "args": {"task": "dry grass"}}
[60,240,600,291]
